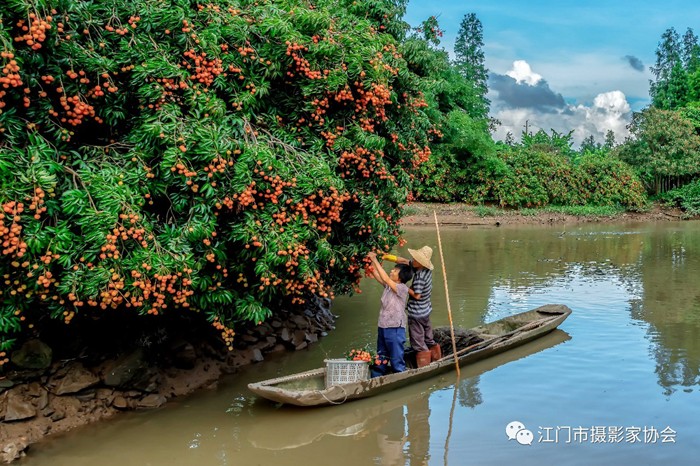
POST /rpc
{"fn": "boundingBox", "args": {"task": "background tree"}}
[520,129,576,159]
[407,14,499,203]
[650,28,687,109]
[579,135,600,154]
[453,13,489,120]
[604,130,617,150]
[617,108,700,194]
[689,68,700,104]
[683,30,700,104]
[619,26,700,214]
[681,28,699,71]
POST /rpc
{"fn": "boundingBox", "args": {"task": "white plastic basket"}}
[324,359,369,387]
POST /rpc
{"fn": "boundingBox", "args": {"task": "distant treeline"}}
[415,20,700,216]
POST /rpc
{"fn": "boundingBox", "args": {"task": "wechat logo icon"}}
[506,421,534,446]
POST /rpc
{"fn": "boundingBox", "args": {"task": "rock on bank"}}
[0,297,335,463]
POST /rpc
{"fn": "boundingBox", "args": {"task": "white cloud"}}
[587,90,631,135]
[490,61,632,147]
[505,60,543,85]
[487,53,652,111]
[534,53,651,106]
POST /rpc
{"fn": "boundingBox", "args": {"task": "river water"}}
[20,221,700,465]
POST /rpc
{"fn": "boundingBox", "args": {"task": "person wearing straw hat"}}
[383,246,440,367]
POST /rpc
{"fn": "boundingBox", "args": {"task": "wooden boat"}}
[247,329,571,450]
[247,304,572,407]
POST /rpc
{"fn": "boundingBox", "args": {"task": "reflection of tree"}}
[631,228,700,395]
[653,340,699,397]
[642,314,700,397]
[405,224,700,397]
[409,227,646,329]
[457,376,483,408]
[366,394,433,466]
[450,224,700,397]
[489,226,700,397]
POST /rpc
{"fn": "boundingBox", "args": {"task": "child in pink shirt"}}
[367,252,413,373]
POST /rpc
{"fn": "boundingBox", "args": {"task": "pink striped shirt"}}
[377,283,409,328]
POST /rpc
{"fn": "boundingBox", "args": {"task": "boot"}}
[429,344,442,362]
[416,350,432,368]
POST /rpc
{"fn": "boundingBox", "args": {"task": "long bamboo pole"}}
[434,211,460,376]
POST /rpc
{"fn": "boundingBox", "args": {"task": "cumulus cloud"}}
[489,61,632,146]
[505,60,543,85]
[489,73,566,113]
[623,55,645,72]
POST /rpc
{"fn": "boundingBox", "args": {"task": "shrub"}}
[415,110,497,202]
[574,154,647,208]
[472,148,647,209]
[659,179,700,216]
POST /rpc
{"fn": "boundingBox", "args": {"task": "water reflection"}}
[398,223,700,397]
[244,330,569,464]
[632,227,700,395]
[405,393,430,466]
[375,405,407,466]
[19,222,700,465]
[456,377,482,409]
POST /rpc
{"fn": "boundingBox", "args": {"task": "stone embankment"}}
[0,298,335,463]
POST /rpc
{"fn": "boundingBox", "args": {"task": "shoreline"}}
[400,202,693,227]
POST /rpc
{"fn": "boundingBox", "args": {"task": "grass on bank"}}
[404,203,636,218]
[519,205,629,217]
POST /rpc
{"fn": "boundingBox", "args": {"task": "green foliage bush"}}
[575,155,648,208]
[521,205,627,217]
[416,111,497,202]
[0,0,440,351]
[470,147,647,209]
[659,179,700,216]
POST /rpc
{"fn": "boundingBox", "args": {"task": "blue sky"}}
[404,0,700,144]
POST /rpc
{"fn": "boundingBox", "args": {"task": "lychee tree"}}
[0,0,444,353]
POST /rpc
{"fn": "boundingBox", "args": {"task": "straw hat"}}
[408,245,434,270]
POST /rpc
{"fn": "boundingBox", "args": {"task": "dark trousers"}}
[377,327,406,373]
[408,315,435,352]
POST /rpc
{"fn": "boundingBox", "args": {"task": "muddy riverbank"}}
[401,202,692,226]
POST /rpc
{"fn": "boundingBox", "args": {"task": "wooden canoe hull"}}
[247,304,572,407]
[247,329,571,450]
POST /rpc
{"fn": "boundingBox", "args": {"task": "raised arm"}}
[369,252,398,293]
[383,254,411,266]
[384,255,418,297]
[368,257,386,285]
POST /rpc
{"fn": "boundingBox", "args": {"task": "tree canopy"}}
[0,0,447,352]
[453,13,489,120]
